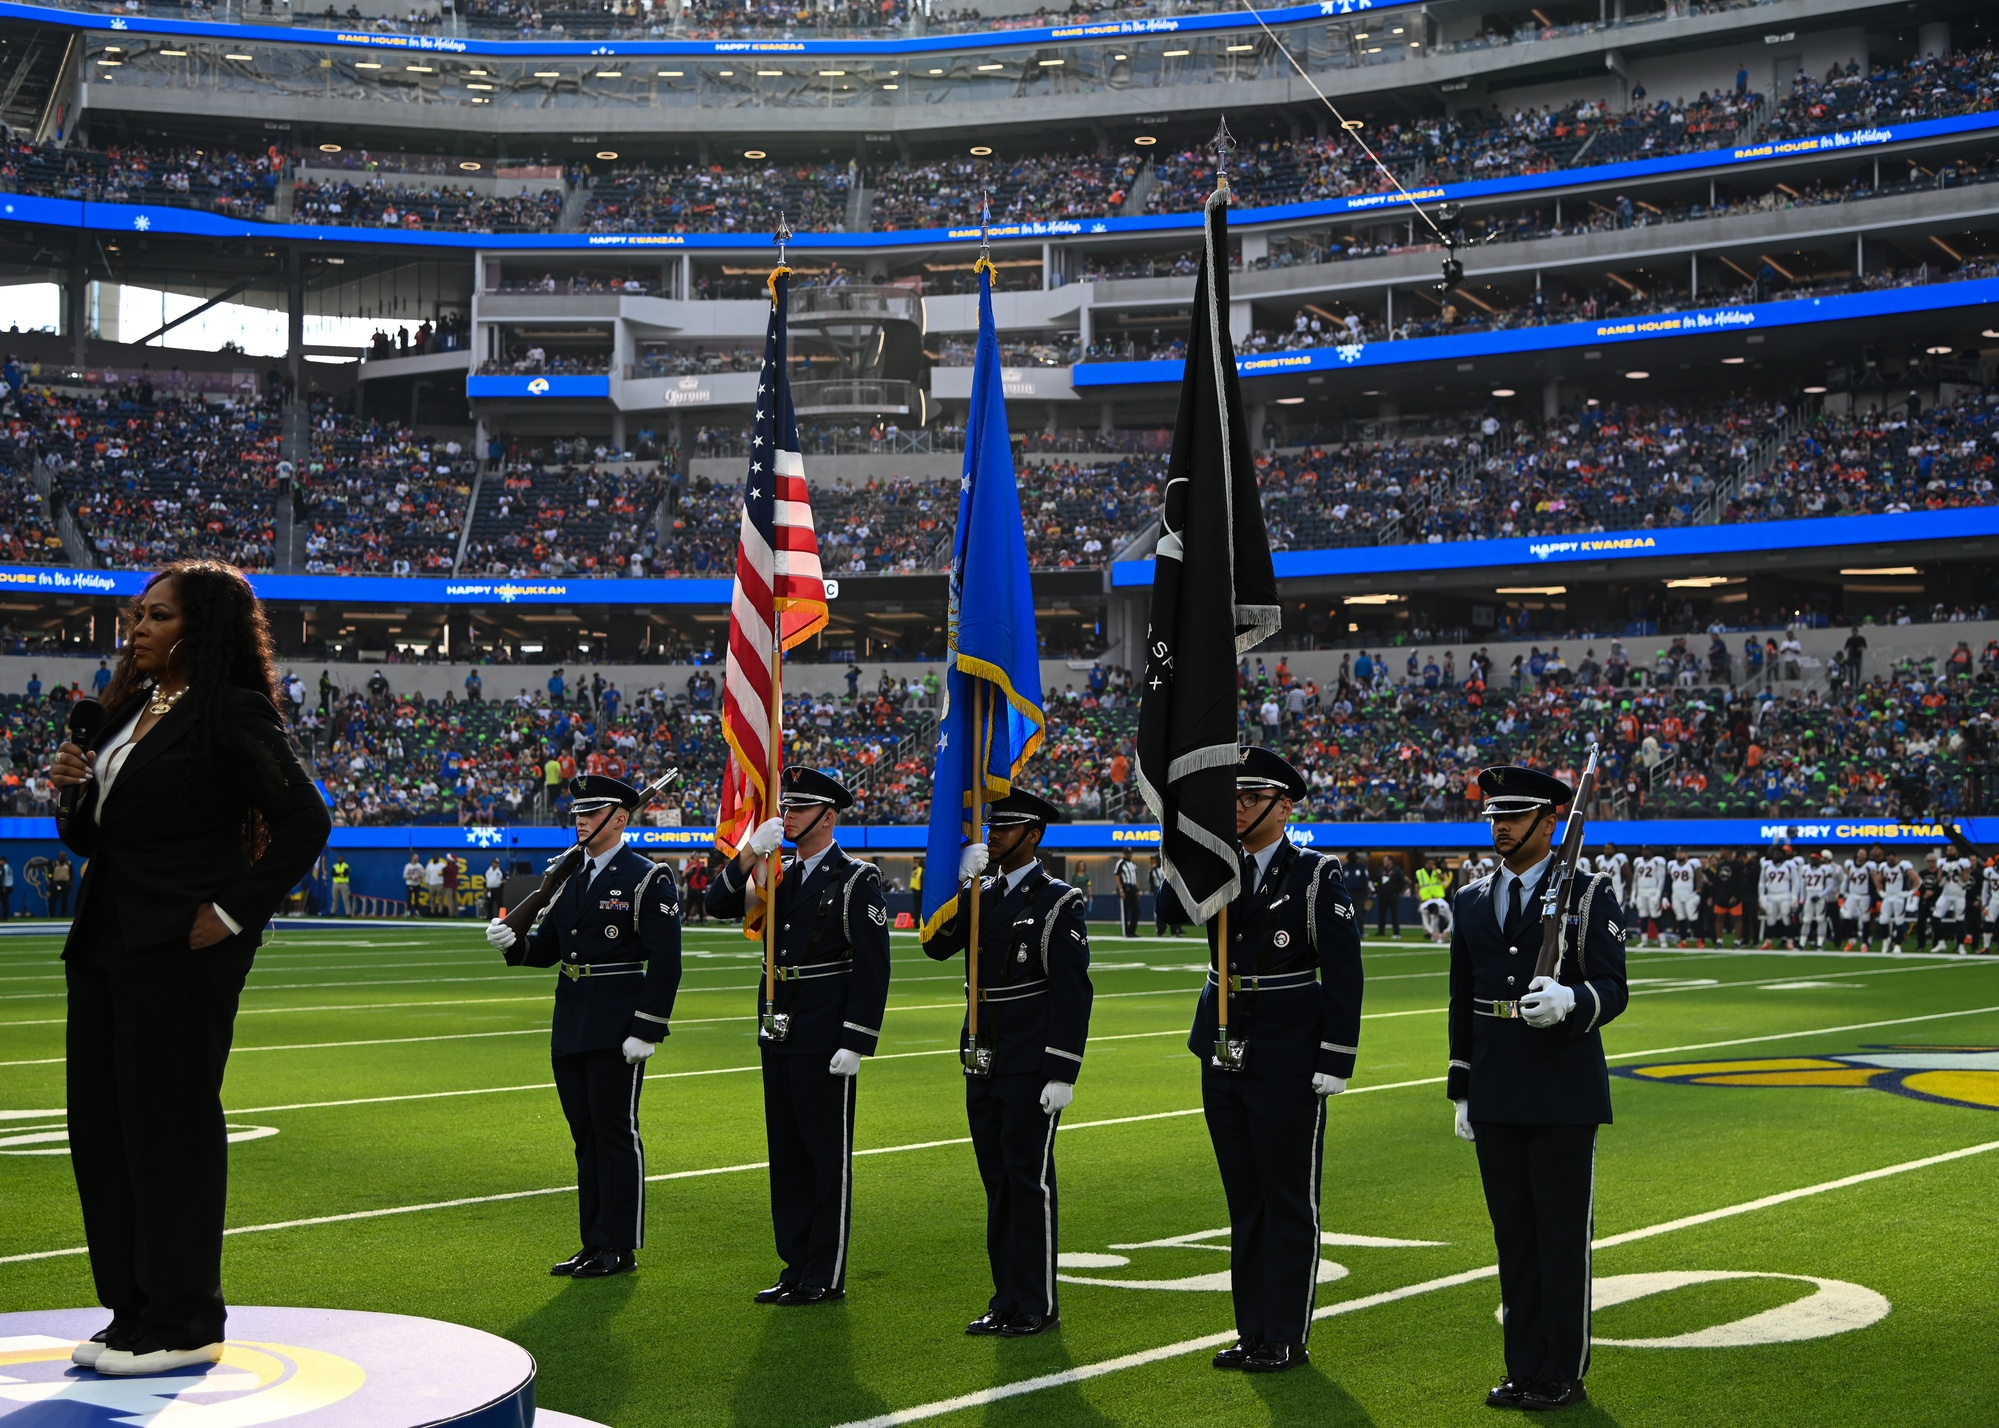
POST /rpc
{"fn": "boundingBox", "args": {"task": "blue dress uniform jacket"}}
[512,846,683,1056]
[1446,866,1630,1392]
[923,863,1094,1082]
[507,845,683,1255]
[705,842,892,1058]
[705,841,891,1293]
[924,861,1094,1321]
[1190,839,1365,1353]
[1188,840,1365,1079]
[1445,870,1629,1124]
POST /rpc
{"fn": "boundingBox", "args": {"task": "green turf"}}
[3,919,1999,1426]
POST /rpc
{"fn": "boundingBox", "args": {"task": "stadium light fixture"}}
[928,67,944,74]
[1984,328,1999,339]
[1496,586,1566,595]
[977,62,1005,70]
[1344,594,1405,605]
[468,68,489,75]
[717,69,735,75]
[466,82,493,90]
[533,70,560,77]
[1665,576,1737,588]
[882,83,899,89]
[406,64,434,72]
[1841,566,1921,576]
[460,160,482,170]
[1113,52,1127,59]
[319,143,342,153]
[159,48,187,55]
[1625,370,1650,379]
[819,69,846,76]
[356,60,381,68]
[596,150,619,160]
[1926,344,1952,354]
[744,149,767,159]
[1039,58,1065,66]
[1226,43,1255,52]
[970,145,993,156]
[224,53,253,60]
[658,69,683,76]
[1275,396,1305,405]
[96,59,121,66]
[756,68,784,75]
[1722,356,1746,364]
[1162,47,1190,56]
[1802,385,1828,393]
[1490,387,1516,397]
[103,45,122,51]
[596,70,624,78]
[1135,135,1157,145]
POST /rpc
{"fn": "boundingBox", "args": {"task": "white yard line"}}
[827,1136,1999,1428]
[8,1004,1998,1269]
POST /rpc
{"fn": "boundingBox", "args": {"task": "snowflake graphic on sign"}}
[465,826,504,848]
[1335,341,1364,364]
[132,215,151,232]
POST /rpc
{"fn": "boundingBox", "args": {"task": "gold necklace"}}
[148,684,188,717]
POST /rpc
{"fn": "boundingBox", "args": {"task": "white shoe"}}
[93,1342,225,1376]
[71,1332,117,1368]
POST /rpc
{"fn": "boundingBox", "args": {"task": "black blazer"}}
[61,686,333,952]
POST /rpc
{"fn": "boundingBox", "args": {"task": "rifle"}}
[497,769,682,943]
[1530,744,1601,983]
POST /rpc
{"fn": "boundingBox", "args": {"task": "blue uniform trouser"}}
[966,1073,1060,1320]
[553,1049,646,1252]
[761,1049,856,1290]
[1473,1121,1597,1387]
[1201,1066,1326,1348]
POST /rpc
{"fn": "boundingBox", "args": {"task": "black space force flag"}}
[1135,188,1280,925]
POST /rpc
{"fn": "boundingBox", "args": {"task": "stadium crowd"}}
[292,179,565,233]
[300,418,477,575]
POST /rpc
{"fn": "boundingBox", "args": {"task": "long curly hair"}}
[101,559,286,845]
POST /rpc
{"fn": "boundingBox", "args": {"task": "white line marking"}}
[826,1137,1999,1428]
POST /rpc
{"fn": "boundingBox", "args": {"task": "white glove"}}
[828,1048,862,1077]
[1454,1099,1476,1142]
[1519,976,1576,1028]
[746,817,785,858]
[959,842,989,880]
[1039,1080,1074,1115]
[1312,1073,1347,1097]
[485,918,516,951]
[622,1036,656,1066]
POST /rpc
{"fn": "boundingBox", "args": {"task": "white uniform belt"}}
[1207,968,1317,992]
[978,978,1049,1003]
[560,961,643,980]
[775,958,853,982]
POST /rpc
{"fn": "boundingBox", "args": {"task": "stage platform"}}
[0,1306,609,1426]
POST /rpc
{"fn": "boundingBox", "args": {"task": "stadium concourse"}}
[7,0,1999,1417]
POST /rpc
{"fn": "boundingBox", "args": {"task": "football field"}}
[2,920,1998,1426]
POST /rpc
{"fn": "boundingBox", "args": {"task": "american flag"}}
[717,271,829,864]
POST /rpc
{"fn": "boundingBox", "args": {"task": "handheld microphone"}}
[58,698,105,826]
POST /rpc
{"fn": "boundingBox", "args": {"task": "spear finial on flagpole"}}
[768,210,793,303]
[1211,116,1235,205]
[974,187,995,281]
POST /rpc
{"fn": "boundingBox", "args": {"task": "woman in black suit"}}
[49,559,331,1377]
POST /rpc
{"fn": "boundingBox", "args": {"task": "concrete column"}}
[1229,298,1252,346]
[1239,233,1268,267]
[66,241,88,369]
[1918,21,1949,56]
[1098,400,1114,437]
[611,410,627,451]
[287,247,305,403]
[1248,402,1267,448]
[1542,378,1561,421]
[680,253,693,300]
[1689,253,1698,302]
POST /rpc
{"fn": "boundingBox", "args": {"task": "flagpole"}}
[1210,121,1236,1070]
[761,216,793,1032]
[964,680,986,1073]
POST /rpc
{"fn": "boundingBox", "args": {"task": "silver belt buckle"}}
[1494,999,1520,1018]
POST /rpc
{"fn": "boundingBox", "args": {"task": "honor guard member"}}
[1195,747,1365,1375]
[925,789,1094,1338]
[1114,852,1141,937]
[485,775,682,1279]
[1447,766,1629,1411]
[706,767,892,1305]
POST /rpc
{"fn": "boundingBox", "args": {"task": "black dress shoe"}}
[1243,1342,1309,1374]
[550,1248,597,1277]
[1212,1337,1261,1370]
[997,1313,1057,1337]
[753,1283,795,1305]
[966,1312,1012,1336]
[569,1249,636,1279]
[1520,1381,1586,1411]
[777,1285,845,1306]
[1485,1378,1530,1408]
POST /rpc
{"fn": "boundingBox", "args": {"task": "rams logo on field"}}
[1617,1046,1999,1113]
[0,1339,363,1421]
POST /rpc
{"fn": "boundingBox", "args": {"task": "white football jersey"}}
[1942,857,1971,889]
[1668,858,1701,891]
[1599,852,1630,896]
[1878,859,1915,895]
[1802,862,1838,900]
[1759,859,1794,897]
[1982,863,1999,899]
[1634,856,1667,891]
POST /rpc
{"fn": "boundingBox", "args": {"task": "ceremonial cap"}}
[570,775,644,813]
[987,789,1065,827]
[1476,765,1573,818]
[1237,745,1308,801]
[780,765,855,811]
